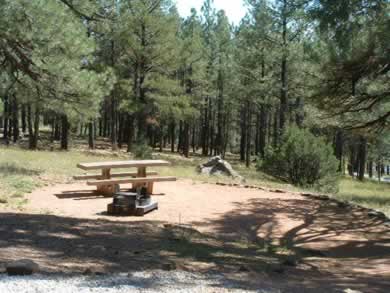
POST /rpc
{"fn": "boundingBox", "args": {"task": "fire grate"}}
[107,188,158,216]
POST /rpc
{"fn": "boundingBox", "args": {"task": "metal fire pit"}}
[107,190,158,216]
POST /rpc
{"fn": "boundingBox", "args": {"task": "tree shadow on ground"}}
[0,212,282,272]
[192,197,390,293]
[1,195,389,292]
[0,212,287,291]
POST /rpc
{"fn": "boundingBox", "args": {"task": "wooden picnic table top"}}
[77,160,170,171]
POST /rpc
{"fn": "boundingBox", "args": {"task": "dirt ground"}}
[1,179,389,292]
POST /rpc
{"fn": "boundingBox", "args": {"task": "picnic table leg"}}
[134,167,153,194]
[97,168,116,195]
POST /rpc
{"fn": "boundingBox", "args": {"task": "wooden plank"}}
[97,184,119,196]
[87,176,177,186]
[77,160,170,171]
[73,171,158,180]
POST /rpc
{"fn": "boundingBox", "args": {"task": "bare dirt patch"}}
[1,179,389,292]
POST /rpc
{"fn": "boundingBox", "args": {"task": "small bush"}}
[258,127,339,192]
[133,142,153,159]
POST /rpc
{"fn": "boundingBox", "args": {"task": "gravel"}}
[0,271,277,293]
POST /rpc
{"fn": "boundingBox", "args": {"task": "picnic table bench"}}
[75,160,176,196]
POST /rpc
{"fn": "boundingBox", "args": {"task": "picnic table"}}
[75,160,176,196]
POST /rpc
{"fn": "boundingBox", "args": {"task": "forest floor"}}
[0,140,390,292]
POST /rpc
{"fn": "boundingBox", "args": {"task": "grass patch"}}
[334,177,390,217]
[0,146,126,207]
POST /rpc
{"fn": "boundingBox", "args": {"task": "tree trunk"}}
[61,114,69,150]
[368,161,373,178]
[170,121,175,153]
[201,97,209,156]
[357,136,367,181]
[177,121,183,153]
[21,104,27,134]
[12,95,19,143]
[3,95,9,141]
[279,0,289,133]
[255,112,260,156]
[273,108,279,147]
[245,101,252,168]
[111,97,118,151]
[259,105,267,158]
[103,108,108,137]
[126,115,135,153]
[28,104,40,150]
[377,160,382,182]
[240,106,247,162]
[27,104,34,149]
[348,144,356,177]
[183,122,190,158]
[88,122,95,149]
[118,114,125,149]
[216,70,224,156]
[159,124,164,152]
[54,117,60,140]
[334,130,344,172]
[191,124,196,154]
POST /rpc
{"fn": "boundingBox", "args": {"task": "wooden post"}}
[97,168,114,195]
[135,166,153,194]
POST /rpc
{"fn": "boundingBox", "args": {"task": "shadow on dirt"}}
[0,196,389,292]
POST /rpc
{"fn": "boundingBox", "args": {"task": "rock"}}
[82,268,105,276]
[337,201,350,208]
[301,193,329,200]
[315,195,330,200]
[271,189,286,194]
[197,156,243,181]
[161,262,176,271]
[82,268,93,275]
[268,263,285,274]
[368,210,387,219]
[216,182,227,186]
[6,259,39,276]
[303,248,327,257]
[282,256,297,267]
[238,265,250,272]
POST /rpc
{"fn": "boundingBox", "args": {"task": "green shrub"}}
[258,127,339,192]
[133,142,153,159]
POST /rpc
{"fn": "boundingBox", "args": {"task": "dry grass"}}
[334,177,390,216]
